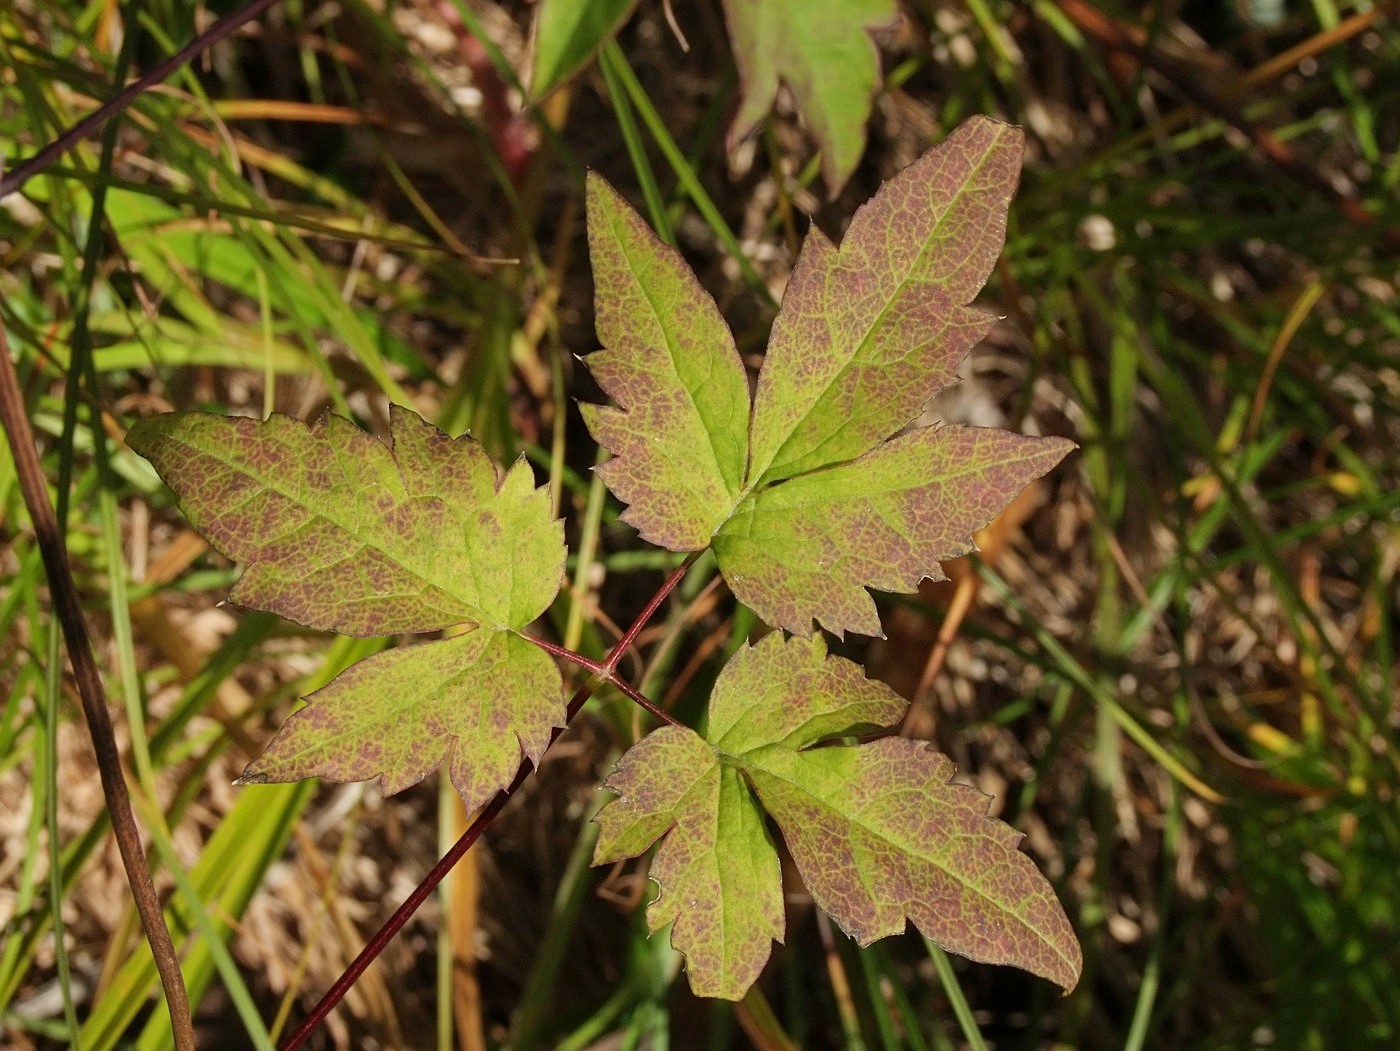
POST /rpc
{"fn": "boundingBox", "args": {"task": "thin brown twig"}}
[1088,0,1400,167]
[0,320,195,1048]
[1050,0,1400,250]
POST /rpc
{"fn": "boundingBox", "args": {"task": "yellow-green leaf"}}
[127,405,564,635]
[714,426,1074,637]
[129,405,568,809]
[747,117,1026,485]
[238,630,563,812]
[595,634,1082,999]
[584,119,1066,639]
[580,173,751,550]
[594,726,784,1000]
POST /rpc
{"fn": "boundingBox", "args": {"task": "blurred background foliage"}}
[1,0,1398,1048]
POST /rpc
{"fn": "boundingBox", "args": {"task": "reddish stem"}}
[525,633,680,727]
[524,632,610,675]
[435,1,535,187]
[280,555,698,1050]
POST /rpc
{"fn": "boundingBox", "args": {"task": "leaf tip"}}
[584,168,621,215]
[123,415,155,450]
[124,412,188,464]
[1036,434,1078,477]
[1046,933,1085,996]
[957,113,1026,150]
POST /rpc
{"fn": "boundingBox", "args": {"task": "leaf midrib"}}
[754,135,1007,485]
[612,211,743,508]
[168,429,501,630]
[733,747,1071,966]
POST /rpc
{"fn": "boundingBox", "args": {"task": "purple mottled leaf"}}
[595,634,1082,999]
[238,629,563,813]
[129,404,568,809]
[716,426,1073,637]
[593,725,784,1000]
[584,118,1062,639]
[748,117,1026,485]
[127,405,564,635]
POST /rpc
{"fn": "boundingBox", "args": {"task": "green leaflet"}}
[715,426,1076,637]
[722,0,898,196]
[530,0,639,100]
[592,726,784,1000]
[580,173,752,550]
[129,407,567,808]
[746,117,1026,484]
[594,634,1082,1000]
[238,629,562,813]
[585,117,1071,636]
[127,406,563,635]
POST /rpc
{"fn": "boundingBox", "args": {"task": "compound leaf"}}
[126,404,564,635]
[580,173,751,550]
[722,0,897,197]
[747,117,1025,485]
[595,634,1082,1000]
[129,405,568,808]
[238,629,563,812]
[714,426,1075,637]
[584,118,1067,639]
